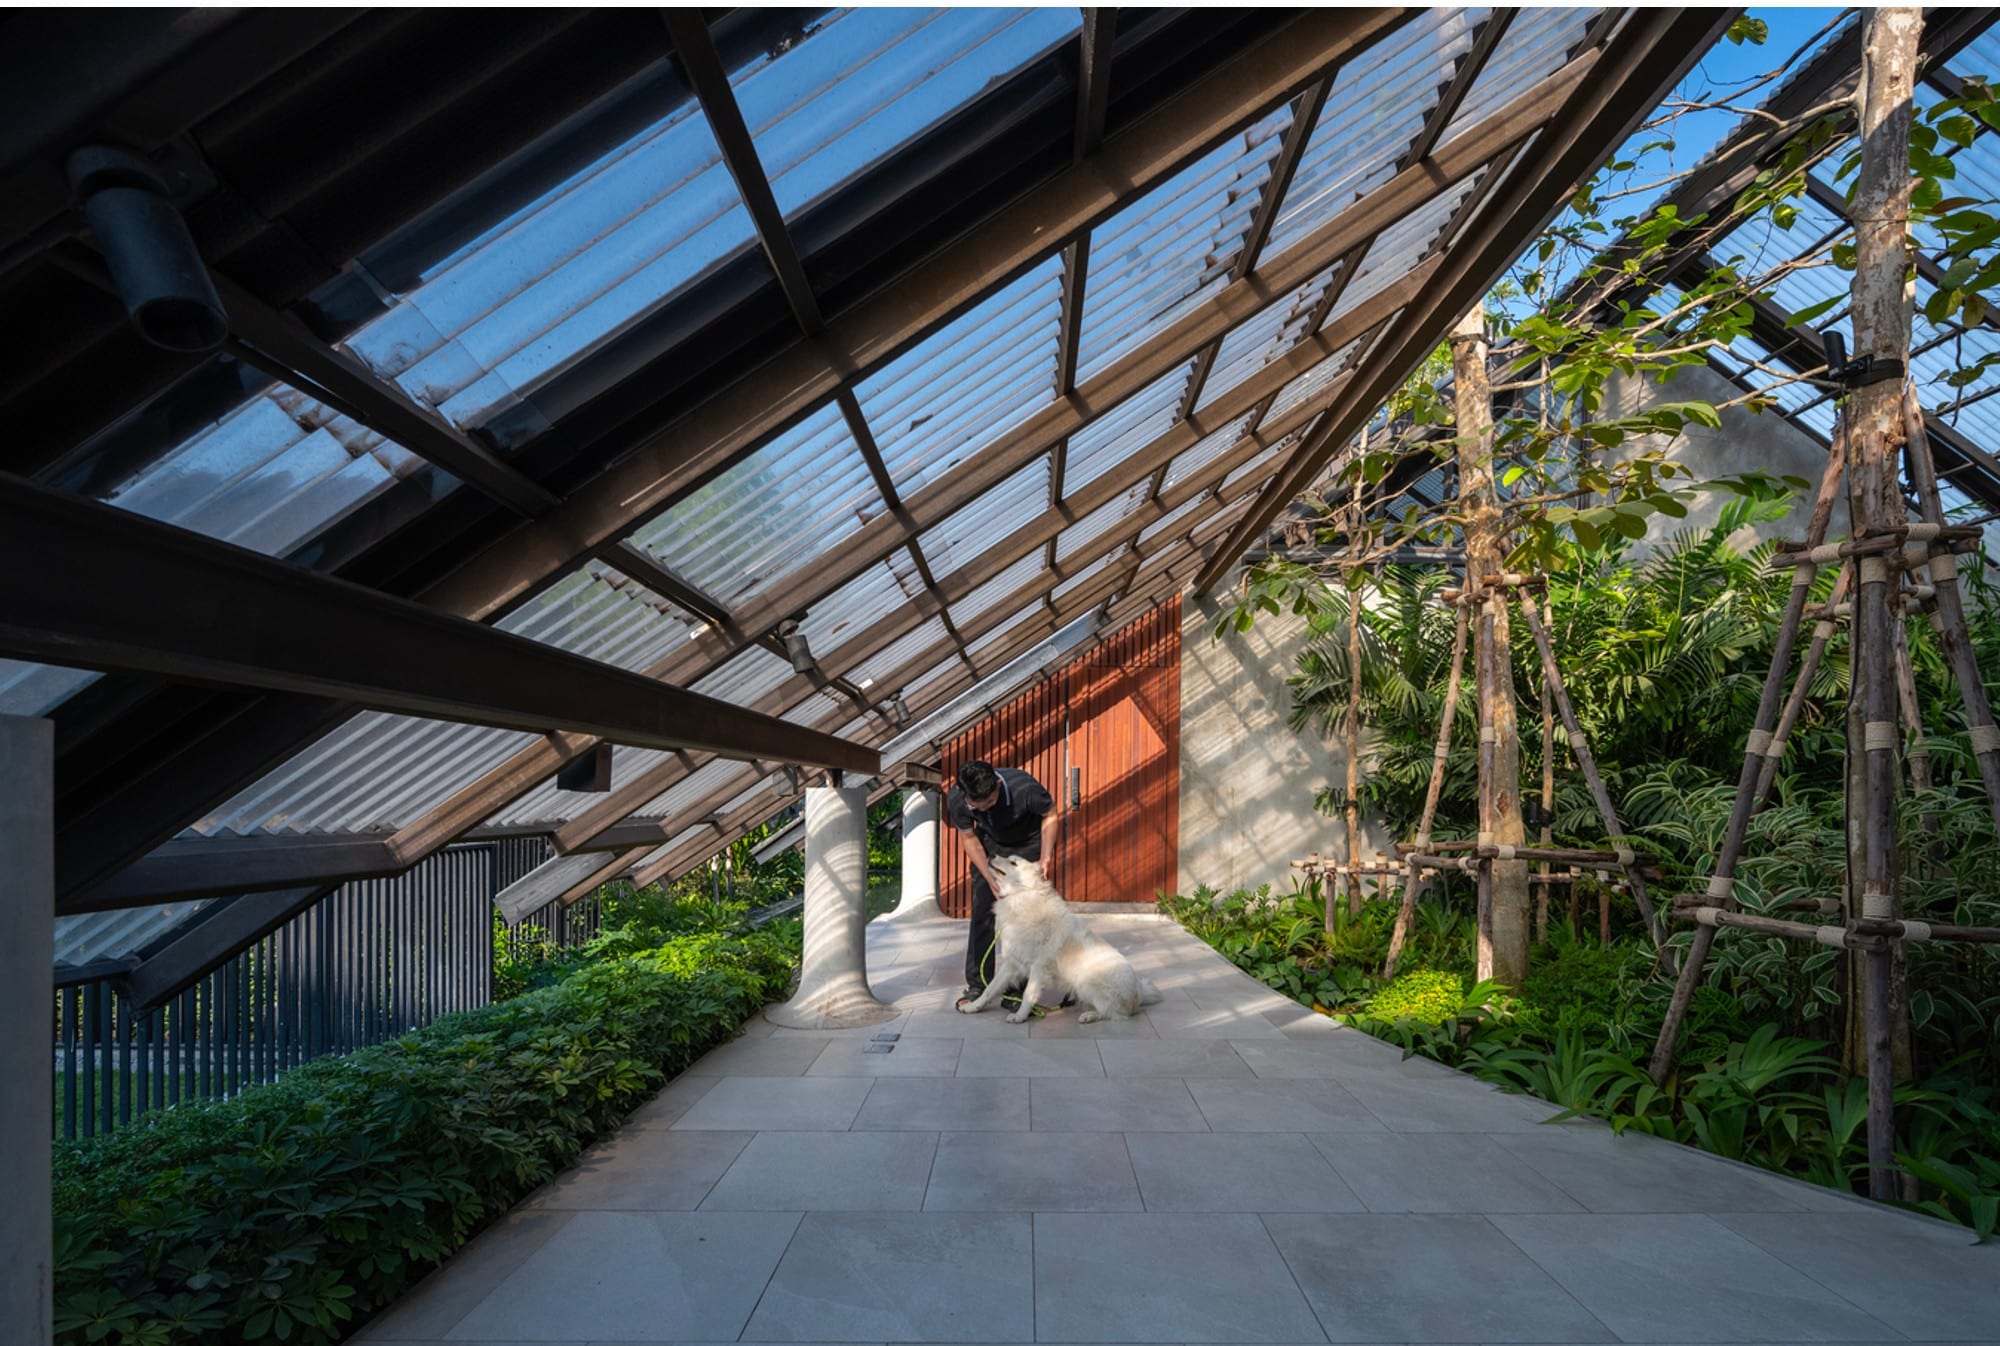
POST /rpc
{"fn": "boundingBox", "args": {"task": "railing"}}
[52,837,561,1140]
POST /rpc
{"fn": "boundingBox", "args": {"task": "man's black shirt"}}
[945,766,1053,852]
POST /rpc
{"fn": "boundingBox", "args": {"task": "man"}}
[945,758,1059,1010]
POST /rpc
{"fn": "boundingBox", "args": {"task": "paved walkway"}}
[359,911,2000,1345]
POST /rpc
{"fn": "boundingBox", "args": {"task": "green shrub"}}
[53,927,799,1346]
[1363,969,1465,1026]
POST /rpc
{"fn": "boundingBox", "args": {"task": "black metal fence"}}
[53,837,568,1140]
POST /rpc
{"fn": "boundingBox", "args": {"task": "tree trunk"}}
[1344,473,1366,918]
[1451,303,1529,986]
[1847,6,1920,1201]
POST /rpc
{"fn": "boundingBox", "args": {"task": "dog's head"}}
[989,854,1044,899]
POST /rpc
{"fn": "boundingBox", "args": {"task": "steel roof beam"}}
[1402,9,1517,168]
[1197,9,1737,594]
[1,475,879,793]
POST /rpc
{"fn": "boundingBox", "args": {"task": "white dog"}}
[957,856,1164,1023]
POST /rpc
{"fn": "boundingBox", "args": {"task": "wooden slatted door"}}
[939,600,1180,915]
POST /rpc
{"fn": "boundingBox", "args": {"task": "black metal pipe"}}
[66,144,226,353]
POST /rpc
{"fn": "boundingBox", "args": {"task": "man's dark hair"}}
[957,759,999,799]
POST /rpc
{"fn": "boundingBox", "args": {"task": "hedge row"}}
[53,928,800,1345]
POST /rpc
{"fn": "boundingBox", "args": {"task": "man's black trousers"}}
[965,837,1042,992]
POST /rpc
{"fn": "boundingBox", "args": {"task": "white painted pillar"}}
[1,717,53,1346]
[765,786,896,1028]
[880,788,943,922]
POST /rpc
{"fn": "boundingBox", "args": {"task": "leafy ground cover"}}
[55,907,800,1346]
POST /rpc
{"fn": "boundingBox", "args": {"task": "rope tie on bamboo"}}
[1905,522,1943,542]
[1929,553,1958,585]
[1971,723,2000,756]
[1902,919,1934,942]
[1458,857,1479,874]
[1614,847,1636,866]
[1863,890,1893,921]
[1695,906,1721,928]
[1479,725,1497,744]
[1806,541,1845,566]
[1815,924,1850,949]
[1859,556,1890,587]
[1791,567,1815,587]
[1814,619,1838,641]
[1746,729,1774,758]
[1493,844,1516,860]
[1864,720,1899,752]
[1707,874,1734,900]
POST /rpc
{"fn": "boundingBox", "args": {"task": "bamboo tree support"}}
[1383,602,1469,979]
[1515,596,1667,954]
[1536,589,1555,945]
[1752,565,1853,808]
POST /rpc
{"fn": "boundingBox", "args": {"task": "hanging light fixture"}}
[775,618,815,673]
[884,692,910,726]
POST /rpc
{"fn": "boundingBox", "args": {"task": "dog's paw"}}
[1077,1010,1103,1024]
[1005,1009,1033,1024]
[956,998,983,1014]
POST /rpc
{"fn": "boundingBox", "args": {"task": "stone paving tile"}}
[805,1036,964,1077]
[622,1073,720,1129]
[523,1129,752,1212]
[684,1036,829,1077]
[901,1008,1034,1038]
[954,1039,1106,1077]
[1717,1211,2000,1341]
[1029,1007,1161,1038]
[700,1131,935,1211]
[1029,1077,1210,1132]
[1491,1125,1816,1214]
[767,1011,914,1040]
[1142,1001,1288,1039]
[1185,1078,1386,1133]
[1126,1132,1363,1213]
[1334,1072,1570,1133]
[1033,1212,1327,1342]
[851,1076,1031,1132]
[1264,1211,1613,1343]
[1226,1035,1431,1081]
[923,1130,1143,1212]
[1490,1212,1903,1341]
[1309,1132,1585,1213]
[355,1210,574,1341]
[670,1076,874,1131]
[1096,1039,1255,1079]
[743,1211,1034,1342]
[446,1210,802,1342]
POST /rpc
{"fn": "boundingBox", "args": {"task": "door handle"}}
[1069,766,1081,808]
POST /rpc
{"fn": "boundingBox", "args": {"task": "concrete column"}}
[765,786,897,1028]
[1,716,53,1346]
[880,789,944,922]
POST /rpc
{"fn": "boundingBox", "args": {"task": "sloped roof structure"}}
[2,8,1731,990]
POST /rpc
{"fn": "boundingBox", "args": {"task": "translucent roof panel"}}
[859,256,1064,498]
[1329,177,1478,324]
[1077,102,1293,382]
[798,553,928,657]
[782,689,849,728]
[733,8,1081,221]
[1137,492,1210,550]
[1162,412,1257,494]
[690,643,794,706]
[95,374,438,560]
[189,712,538,838]
[486,745,676,829]
[966,606,1054,674]
[1063,363,1192,498]
[1199,264,1340,413]
[1055,481,1151,564]
[1052,553,1117,607]
[1222,429,1307,494]
[1266,336,1366,424]
[952,550,1049,629]
[495,563,701,675]
[626,401,881,612]
[918,454,1052,580]
[1438,8,1602,151]
[0,660,96,717]
[1264,9,1482,262]
[636,760,745,821]
[845,616,951,694]
[340,77,757,431]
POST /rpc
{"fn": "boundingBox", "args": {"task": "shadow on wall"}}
[1178,591,1385,896]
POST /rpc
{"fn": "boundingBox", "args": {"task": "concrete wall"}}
[1601,363,1841,551]
[1177,590,1385,896]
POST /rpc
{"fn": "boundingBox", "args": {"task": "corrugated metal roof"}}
[1077,102,1293,381]
[846,615,951,693]
[918,455,1052,580]
[1266,335,1366,423]
[1198,265,1339,412]
[1437,8,1602,151]
[495,561,702,673]
[1162,412,1258,493]
[689,643,794,705]
[1138,492,1209,550]
[636,759,745,821]
[797,553,928,657]
[951,550,1049,628]
[486,745,676,828]
[1055,481,1151,563]
[625,400,882,612]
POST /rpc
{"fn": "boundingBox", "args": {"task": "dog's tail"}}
[1138,978,1164,1006]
